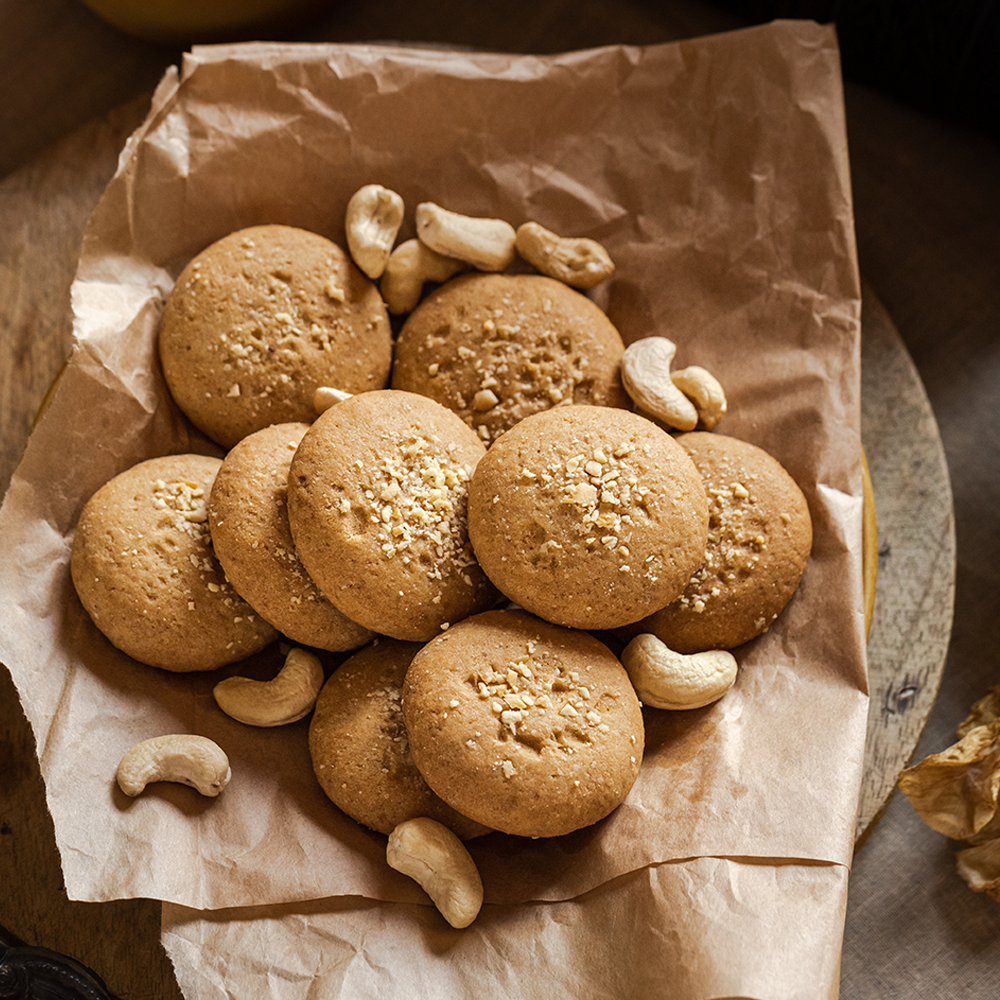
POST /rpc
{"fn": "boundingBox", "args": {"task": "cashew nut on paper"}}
[670,365,727,430]
[621,633,738,710]
[381,238,465,315]
[386,816,484,928]
[414,202,516,272]
[213,646,325,727]
[345,183,405,279]
[620,337,700,431]
[313,386,353,414]
[514,221,615,289]
[621,338,728,432]
[116,734,231,797]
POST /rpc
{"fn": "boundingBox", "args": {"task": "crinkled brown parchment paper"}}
[0,19,867,1000]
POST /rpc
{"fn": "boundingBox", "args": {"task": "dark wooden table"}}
[2,1,998,997]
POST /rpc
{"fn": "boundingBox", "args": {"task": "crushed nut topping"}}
[516,440,657,576]
[344,434,478,579]
[465,639,613,751]
[179,252,353,395]
[676,461,767,613]
[420,294,593,444]
[150,477,243,610]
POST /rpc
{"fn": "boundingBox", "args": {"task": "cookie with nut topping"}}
[467,405,710,631]
[627,432,813,653]
[286,389,500,642]
[70,454,278,672]
[207,422,374,652]
[402,608,644,839]
[158,224,392,448]
[390,272,630,446]
[309,638,490,840]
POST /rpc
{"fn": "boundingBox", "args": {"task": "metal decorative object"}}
[0,925,118,1000]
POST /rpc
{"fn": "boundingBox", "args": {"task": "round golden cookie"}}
[70,454,278,672]
[158,224,392,448]
[401,609,644,838]
[390,272,630,445]
[207,423,374,652]
[467,405,710,631]
[630,432,813,653]
[309,638,490,840]
[286,389,499,642]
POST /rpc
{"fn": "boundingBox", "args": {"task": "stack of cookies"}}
[70,209,812,849]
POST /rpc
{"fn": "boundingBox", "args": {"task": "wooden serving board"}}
[0,94,954,995]
[855,287,955,844]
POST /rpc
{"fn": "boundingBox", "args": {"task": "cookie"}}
[390,272,630,445]
[207,423,374,652]
[308,638,490,839]
[401,609,644,838]
[467,405,709,631]
[286,389,499,642]
[629,432,813,652]
[70,454,278,672]
[158,224,392,448]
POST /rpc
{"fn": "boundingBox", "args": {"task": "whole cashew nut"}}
[213,647,325,727]
[671,365,727,430]
[380,238,465,315]
[116,734,231,797]
[514,221,615,289]
[621,633,738,710]
[313,386,353,414]
[386,816,484,928]
[620,337,699,432]
[414,202,516,272]
[345,184,405,279]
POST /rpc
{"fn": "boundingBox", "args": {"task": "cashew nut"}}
[213,646,325,727]
[386,816,484,928]
[414,202,516,272]
[380,238,465,314]
[345,184,404,279]
[620,337,699,431]
[621,633,738,710]
[514,221,615,289]
[671,365,727,430]
[313,386,353,414]
[116,734,231,797]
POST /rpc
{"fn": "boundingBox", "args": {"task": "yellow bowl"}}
[80,0,326,43]
[862,447,877,638]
